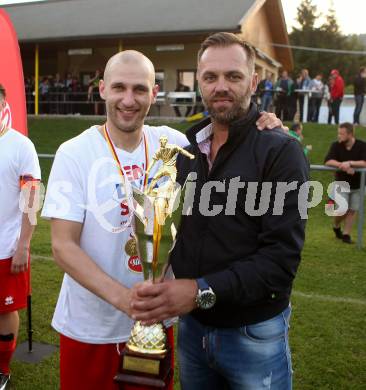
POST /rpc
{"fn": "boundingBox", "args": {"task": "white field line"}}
[31,255,366,306]
[32,254,53,261]
[292,290,366,306]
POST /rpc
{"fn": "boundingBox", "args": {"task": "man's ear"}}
[99,79,106,100]
[151,84,159,104]
[251,73,259,94]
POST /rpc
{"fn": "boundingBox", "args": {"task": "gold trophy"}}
[115,136,194,388]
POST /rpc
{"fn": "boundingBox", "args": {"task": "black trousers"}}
[328,98,342,125]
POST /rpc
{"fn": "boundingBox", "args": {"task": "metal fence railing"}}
[26,91,202,116]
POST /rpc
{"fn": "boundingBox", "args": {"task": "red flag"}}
[0,8,27,135]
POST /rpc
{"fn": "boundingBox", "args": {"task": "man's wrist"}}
[191,279,199,309]
[195,278,216,310]
[110,283,131,314]
[17,241,30,251]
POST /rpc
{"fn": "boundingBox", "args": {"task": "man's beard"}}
[203,93,251,124]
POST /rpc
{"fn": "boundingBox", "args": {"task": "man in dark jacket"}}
[353,67,366,125]
[131,32,309,390]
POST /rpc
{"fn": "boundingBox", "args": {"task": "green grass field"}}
[10,117,366,389]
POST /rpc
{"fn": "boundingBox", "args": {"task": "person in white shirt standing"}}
[0,84,41,390]
[41,50,283,390]
[309,74,325,123]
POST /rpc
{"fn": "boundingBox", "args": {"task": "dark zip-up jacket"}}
[354,74,366,96]
[170,104,309,327]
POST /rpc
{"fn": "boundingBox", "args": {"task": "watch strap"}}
[196,277,210,291]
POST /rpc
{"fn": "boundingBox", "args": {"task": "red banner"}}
[0,8,27,135]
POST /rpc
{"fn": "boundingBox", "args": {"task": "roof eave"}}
[17,26,242,44]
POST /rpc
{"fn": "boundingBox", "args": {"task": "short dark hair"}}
[339,122,354,135]
[291,122,302,132]
[0,84,6,99]
[197,32,255,74]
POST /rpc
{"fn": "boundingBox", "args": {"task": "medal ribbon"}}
[103,124,149,230]
[103,124,149,189]
[0,123,8,138]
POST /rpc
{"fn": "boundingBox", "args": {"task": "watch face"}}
[199,290,216,309]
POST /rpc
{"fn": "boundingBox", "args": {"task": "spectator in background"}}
[65,73,73,91]
[51,73,65,114]
[309,73,324,123]
[324,122,366,244]
[328,69,344,125]
[71,75,81,114]
[274,70,294,121]
[298,69,311,121]
[53,73,65,91]
[24,77,34,114]
[174,82,192,117]
[39,77,50,114]
[257,71,273,112]
[288,122,312,156]
[87,70,103,115]
[87,69,101,102]
[353,67,366,125]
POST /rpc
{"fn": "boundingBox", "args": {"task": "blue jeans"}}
[353,94,364,124]
[178,306,292,390]
[260,95,272,112]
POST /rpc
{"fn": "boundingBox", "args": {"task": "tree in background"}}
[289,0,365,85]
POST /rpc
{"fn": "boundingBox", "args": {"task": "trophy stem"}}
[152,209,162,283]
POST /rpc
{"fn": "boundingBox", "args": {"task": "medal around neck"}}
[115,137,194,386]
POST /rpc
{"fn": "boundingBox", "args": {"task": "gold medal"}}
[125,236,138,257]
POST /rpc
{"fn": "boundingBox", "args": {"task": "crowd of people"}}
[256,67,366,126]
[25,66,366,125]
[25,70,104,115]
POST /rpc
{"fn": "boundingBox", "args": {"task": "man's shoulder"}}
[144,124,189,147]
[355,138,366,150]
[7,128,37,150]
[355,138,366,145]
[57,125,98,155]
[254,126,291,147]
[252,127,307,168]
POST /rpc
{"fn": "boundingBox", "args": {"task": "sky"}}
[1,0,47,4]
[282,0,366,35]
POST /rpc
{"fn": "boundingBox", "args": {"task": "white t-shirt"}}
[41,125,189,344]
[0,129,41,259]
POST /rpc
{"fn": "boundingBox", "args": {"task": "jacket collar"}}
[186,103,260,147]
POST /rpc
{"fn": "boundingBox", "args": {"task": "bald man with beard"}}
[41,50,283,390]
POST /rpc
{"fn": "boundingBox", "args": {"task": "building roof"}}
[4,0,258,42]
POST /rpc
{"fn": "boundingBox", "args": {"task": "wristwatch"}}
[195,278,216,310]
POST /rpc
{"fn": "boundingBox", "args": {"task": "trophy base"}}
[114,346,172,389]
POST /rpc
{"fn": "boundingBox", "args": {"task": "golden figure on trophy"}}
[115,136,194,388]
